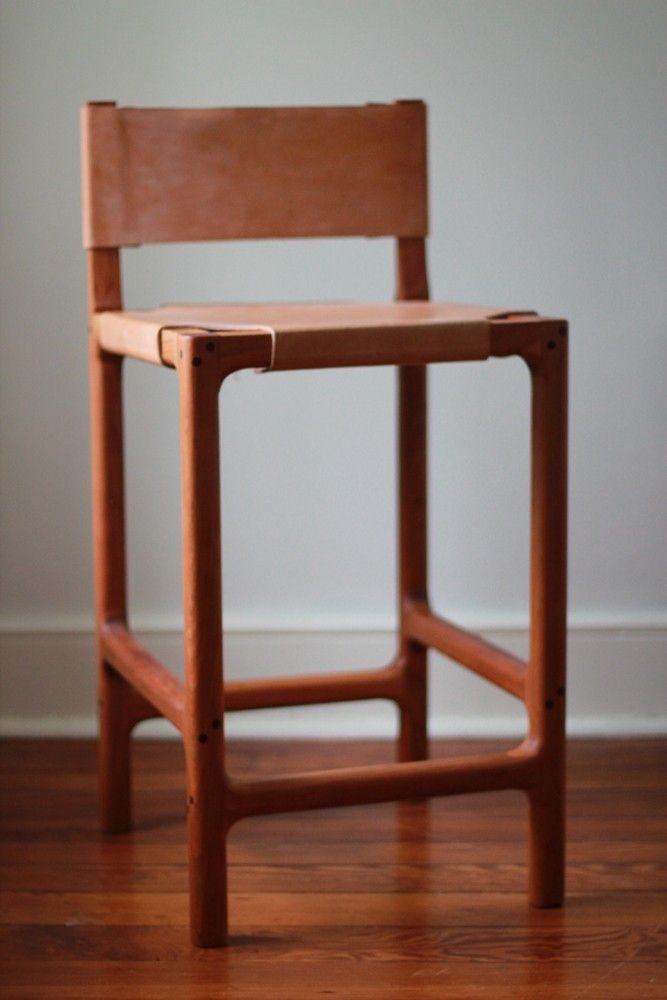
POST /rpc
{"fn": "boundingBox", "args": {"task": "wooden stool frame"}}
[84,101,567,947]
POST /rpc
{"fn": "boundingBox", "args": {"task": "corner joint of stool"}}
[165,327,273,382]
[489,316,568,369]
[169,329,224,389]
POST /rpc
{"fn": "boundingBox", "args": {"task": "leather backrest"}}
[81,102,428,248]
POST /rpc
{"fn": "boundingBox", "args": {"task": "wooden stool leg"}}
[397,365,428,762]
[97,663,135,832]
[90,338,133,832]
[178,338,228,947]
[526,330,568,907]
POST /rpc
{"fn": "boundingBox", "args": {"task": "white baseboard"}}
[1,624,665,739]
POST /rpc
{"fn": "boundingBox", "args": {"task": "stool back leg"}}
[89,249,135,833]
[396,237,430,762]
[397,365,428,761]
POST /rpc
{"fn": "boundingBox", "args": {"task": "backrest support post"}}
[395,236,429,302]
[87,248,122,315]
[83,103,123,316]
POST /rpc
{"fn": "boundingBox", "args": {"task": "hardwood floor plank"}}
[1,738,665,998]
[2,919,665,963]
[1,960,665,1000]
[2,890,665,928]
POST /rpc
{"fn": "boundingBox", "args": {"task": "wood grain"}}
[81,102,428,248]
[177,335,227,946]
[395,236,429,765]
[404,598,528,699]
[1,739,665,998]
[526,329,568,908]
[93,300,499,368]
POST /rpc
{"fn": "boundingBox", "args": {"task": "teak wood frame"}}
[85,102,567,948]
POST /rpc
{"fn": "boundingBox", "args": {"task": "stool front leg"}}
[178,335,228,947]
[525,327,568,908]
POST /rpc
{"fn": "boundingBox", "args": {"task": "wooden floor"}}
[0,738,665,998]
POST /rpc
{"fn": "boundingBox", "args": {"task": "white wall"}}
[1,1,665,736]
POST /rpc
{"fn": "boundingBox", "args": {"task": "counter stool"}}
[81,100,567,946]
